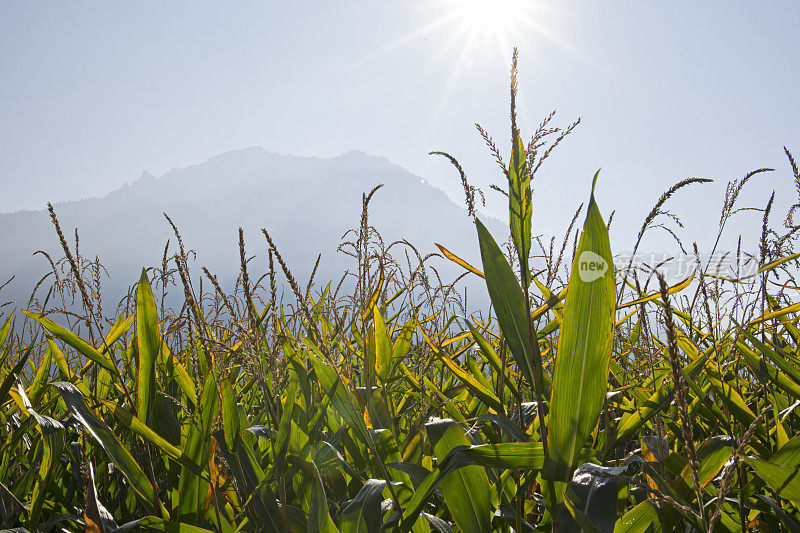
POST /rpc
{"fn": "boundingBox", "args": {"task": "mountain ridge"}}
[0,148,404,216]
[0,147,502,313]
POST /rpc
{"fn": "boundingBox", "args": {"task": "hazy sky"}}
[2,1,798,251]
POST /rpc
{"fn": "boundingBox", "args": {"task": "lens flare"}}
[451,0,527,44]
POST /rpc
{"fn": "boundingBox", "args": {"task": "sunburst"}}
[344,1,552,71]
[445,0,533,55]
[341,1,567,113]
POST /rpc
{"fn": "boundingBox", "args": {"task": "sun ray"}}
[432,25,479,120]
[337,10,461,74]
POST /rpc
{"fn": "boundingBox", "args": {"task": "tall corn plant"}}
[473,54,615,528]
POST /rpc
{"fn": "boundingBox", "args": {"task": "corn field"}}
[2,52,800,532]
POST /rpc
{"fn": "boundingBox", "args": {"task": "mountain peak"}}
[333,149,391,165]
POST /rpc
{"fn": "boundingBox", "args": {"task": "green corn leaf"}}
[423,377,466,423]
[606,351,708,449]
[769,434,800,466]
[400,441,545,530]
[47,337,92,397]
[0,337,35,404]
[96,365,112,401]
[743,456,800,509]
[426,418,492,533]
[475,218,537,391]
[547,172,615,480]
[178,371,219,522]
[392,317,416,367]
[306,339,372,446]
[159,341,198,407]
[26,342,52,406]
[99,398,204,476]
[296,457,339,533]
[126,516,217,532]
[276,380,298,458]
[465,357,495,397]
[84,460,119,533]
[0,312,13,354]
[340,479,386,533]
[374,429,419,510]
[365,325,377,392]
[18,384,64,530]
[437,352,504,413]
[220,378,239,452]
[750,301,800,325]
[773,402,791,449]
[737,332,800,399]
[613,501,660,533]
[136,268,160,425]
[675,436,733,498]
[51,381,156,510]
[705,366,757,426]
[508,132,532,284]
[629,317,642,345]
[467,321,519,398]
[214,430,284,531]
[99,314,134,355]
[374,307,393,385]
[23,310,117,372]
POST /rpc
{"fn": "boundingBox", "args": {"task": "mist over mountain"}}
[0,147,503,314]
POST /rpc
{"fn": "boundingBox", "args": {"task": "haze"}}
[1,1,799,252]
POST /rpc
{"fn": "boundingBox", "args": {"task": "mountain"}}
[0,147,503,314]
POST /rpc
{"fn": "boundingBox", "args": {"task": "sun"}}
[449,0,530,46]
[433,0,545,76]
[341,0,566,110]
[343,0,544,70]
[425,0,542,110]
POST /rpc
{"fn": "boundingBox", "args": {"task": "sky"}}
[1,1,799,255]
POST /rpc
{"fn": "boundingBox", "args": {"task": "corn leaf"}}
[437,353,503,413]
[435,243,484,278]
[220,378,239,453]
[426,418,492,533]
[475,218,536,391]
[18,384,64,530]
[547,174,615,479]
[178,371,219,521]
[613,501,660,533]
[743,456,800,509]
[340,479,386,533]
[51,381,156,509]
[400,442,545,530]
[23,311,116,372]
[508,132,532,285]
[374,308,393,385]
[136,268,160,425]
